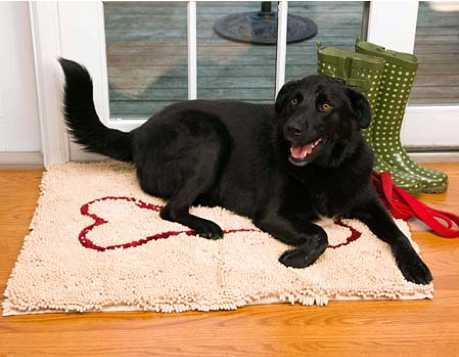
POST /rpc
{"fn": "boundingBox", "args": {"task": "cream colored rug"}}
[2,161,433,316]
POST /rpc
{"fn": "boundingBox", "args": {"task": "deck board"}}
[104,1,458,118]
[412,1,459,104]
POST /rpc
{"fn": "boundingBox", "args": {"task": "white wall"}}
[0,2,41,153]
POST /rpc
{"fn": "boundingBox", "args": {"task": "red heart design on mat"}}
[79,196,256,251]
[79,196,361,251]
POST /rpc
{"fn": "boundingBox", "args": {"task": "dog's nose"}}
[286,123,303,137]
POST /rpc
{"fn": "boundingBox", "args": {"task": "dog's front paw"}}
[279,236,328,268]
[195,220,224,240]
[279,247,321,268]
[394,246,433,285]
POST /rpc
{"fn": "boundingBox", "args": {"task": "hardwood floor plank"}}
[1,163,459,356]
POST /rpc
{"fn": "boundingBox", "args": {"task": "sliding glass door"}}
[29,1,459,165]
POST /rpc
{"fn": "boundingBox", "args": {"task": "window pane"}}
[197,2,277,103]
[285,1,364,82]
[104,2,188,119]
[412,1,459,104]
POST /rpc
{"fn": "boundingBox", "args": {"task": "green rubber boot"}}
[317,46,383,145]
[356,39,448,193]
[317,45,426,194]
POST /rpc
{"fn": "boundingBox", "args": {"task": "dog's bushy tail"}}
[58,58,132,162]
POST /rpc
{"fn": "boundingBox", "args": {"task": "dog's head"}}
[275,74,370,168]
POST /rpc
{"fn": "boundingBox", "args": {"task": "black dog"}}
[59,58,432,285]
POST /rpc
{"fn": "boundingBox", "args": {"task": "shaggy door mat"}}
[3,161,433,316]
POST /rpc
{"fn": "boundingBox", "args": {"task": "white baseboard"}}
[65,151,459,164]
[0,151,43,167]
[402,106,459,147]
[408,151,459,163]
[0,150,456,168]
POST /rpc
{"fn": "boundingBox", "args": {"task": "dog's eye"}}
[319,103,334,112]
[290,98,298,106]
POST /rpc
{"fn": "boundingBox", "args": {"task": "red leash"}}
[372,172,459,238]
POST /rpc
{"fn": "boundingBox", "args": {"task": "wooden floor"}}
[1,162,459,356]
[104,2,459,118]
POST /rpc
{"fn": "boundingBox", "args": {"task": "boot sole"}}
[421,183,448,194]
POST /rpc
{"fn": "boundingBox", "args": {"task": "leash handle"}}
[373,172,459,238]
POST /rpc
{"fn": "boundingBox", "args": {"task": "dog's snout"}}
[286,123,304,138]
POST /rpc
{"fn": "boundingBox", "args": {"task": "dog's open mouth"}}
[289,138,323,166]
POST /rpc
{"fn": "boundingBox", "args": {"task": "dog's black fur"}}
[58,58,432,285]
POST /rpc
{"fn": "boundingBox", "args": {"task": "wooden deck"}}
[103,1,458,118]
[413,1,459,104]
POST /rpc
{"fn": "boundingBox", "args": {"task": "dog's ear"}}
[275,80,300,113]
[332,77,346,86]
[346,87,371,129]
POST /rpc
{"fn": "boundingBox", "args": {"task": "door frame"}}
[30,1,459,167]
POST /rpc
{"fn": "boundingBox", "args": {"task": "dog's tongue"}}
[290,143,314,160]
